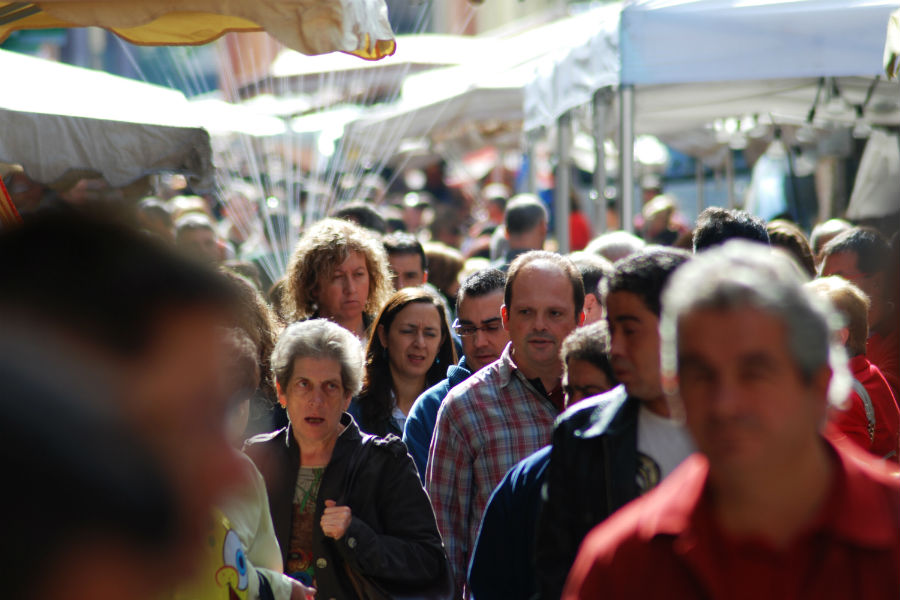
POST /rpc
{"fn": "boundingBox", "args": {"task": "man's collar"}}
[644,440,899,550]
[496,342,517,388]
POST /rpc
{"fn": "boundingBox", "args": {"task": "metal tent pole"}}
[725,149,735,209]
[556,111,572,254]
[619,85,635,233]
[592,88,612,234]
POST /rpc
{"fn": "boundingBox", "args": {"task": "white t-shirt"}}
[635,405,695,494]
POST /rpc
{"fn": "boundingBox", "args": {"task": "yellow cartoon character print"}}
[174,509,250,600]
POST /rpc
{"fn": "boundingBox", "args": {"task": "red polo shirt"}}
[564,442,900,600]
[868,329,900,402]
[828,355,900,462]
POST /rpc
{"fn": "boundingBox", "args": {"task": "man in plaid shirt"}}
[426,251,585,596]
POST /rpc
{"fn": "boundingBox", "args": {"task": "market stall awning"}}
[621,0,895,86]
[0,48,212,188]
[342,5,618,163]
[886,8,900,78]
[0,0,395,59]
[241,34,491,101]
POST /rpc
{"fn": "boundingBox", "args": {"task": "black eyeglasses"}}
[452,318,503,337]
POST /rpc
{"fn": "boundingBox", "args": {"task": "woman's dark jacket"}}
[244,413,447,599]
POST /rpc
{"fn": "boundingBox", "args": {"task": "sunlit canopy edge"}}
[0,1,396,59]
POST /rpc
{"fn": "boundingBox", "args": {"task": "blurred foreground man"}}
[564,241,900,600]
[0,212,247,599]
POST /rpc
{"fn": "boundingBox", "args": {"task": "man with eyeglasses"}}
[403,268,509,481]
[427,251,584,596]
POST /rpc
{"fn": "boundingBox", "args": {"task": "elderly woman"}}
[284,218,393,340]
[351,288,457,437]
[244,319,450,599]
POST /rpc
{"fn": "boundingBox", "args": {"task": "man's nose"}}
[709,379,741,418]
[609,330,625,357]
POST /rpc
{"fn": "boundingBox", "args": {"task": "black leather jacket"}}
[535,385,641,600]
[245,413,447,599]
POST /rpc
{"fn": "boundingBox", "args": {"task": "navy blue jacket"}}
[467,445,551,600]
[402,357,473,482]
[535,385,640,600]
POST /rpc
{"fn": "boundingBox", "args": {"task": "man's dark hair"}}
[602,247,692,317]
[505,251,584,321]
[457,268,506,307]
[692,207,769,252]
[570,253,614,301]
[820,227,890,275]
[505,194,548,236]
[0,210,238,358]
[383,232,427,272]
[331,202,387,235]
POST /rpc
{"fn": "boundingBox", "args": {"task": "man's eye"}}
[458,326,477,336]
[484,322,501,332]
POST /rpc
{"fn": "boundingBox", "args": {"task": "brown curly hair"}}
[283,218,392,323]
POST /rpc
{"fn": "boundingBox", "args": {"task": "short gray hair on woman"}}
[271,318,365,397]
[660,240,850,408]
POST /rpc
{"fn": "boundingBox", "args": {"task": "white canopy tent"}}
[253,34,493,101]
[524,0,900,237]
[0,48,213,189]
[341,4,622,168]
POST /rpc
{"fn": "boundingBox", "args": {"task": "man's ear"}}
[422,270,429,285]
[811,364,833,423]
[501,304,510,331]
[276,382,286,408]
[577,310,585,326]
[838,326,850,347]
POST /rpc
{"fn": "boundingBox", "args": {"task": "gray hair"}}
[584,230,646,264]
[660,240,850,408]
[271,319,365,397]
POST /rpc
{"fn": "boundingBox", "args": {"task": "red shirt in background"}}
[563,442,900,600]
[868,329,900,403]
[828,355,900,462]
[569,212,591,252]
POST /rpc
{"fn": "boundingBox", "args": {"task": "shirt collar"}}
[496,342,517,388]
[645,440,899,550]
[847,353,868,376]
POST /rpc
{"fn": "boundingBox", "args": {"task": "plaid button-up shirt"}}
[426,342,560,595]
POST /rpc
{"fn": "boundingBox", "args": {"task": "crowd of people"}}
[3,177,898,600]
